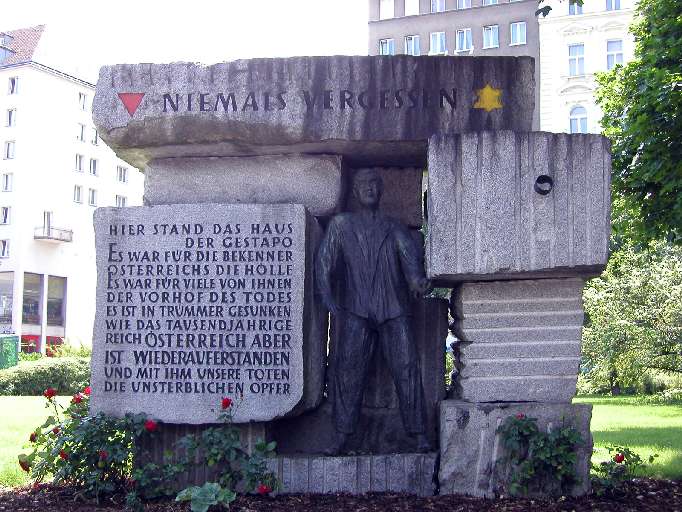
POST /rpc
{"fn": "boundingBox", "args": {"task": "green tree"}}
[582,242,682,393]
[595,0,682,244]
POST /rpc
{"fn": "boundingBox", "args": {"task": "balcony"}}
[34,226,73,243]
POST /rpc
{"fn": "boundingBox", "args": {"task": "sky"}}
[4,0,369,82]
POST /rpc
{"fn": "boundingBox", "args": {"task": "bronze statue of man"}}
[316,168,432,454]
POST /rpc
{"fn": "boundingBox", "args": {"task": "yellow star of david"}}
[473,84,503,112]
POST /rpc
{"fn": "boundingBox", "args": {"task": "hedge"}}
[0,357,90,396]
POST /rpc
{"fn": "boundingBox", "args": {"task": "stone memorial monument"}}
[91,55,611,497]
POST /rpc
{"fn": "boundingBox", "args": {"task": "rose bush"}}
[19,389,278,509]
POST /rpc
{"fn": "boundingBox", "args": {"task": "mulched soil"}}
[0,478,681,512]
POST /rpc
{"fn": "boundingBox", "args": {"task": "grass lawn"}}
[0,396,70,488]
[575,395,682,479]
[1,395,680,488]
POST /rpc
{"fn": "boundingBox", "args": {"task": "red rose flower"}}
[59,450,68,461]
[71,393,83,404]
[614,453,625,464]
[19,459,30,473]
[221,397,233,409]
[43,387,57,399]
[144,419,158,432]
[83,386,91,396]
[52,427,60,436]
[29,432,37,443]
[98,450,108,461]
[515,413,525,420]
[257,483,272,495]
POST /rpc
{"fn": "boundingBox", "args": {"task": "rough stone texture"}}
[270,297,448,454]
[426,131,611,282]
[93,56,535,169]
[451,279,585,403]
[91,203,326,423]
[145,155,346,217]
[346,167,424,228]
[265,453,437,496]
[439,400,593,498]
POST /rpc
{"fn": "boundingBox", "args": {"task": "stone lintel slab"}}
[265,453,437,496]
[93,56,535,169]
[145,155,345,217]
[439,400,592,498]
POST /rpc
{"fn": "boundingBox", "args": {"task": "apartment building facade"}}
[368,0,541,128]
[0,26,143,352]
[538,0,635,134]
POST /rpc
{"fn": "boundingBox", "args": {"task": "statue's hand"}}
[412,277,433,298]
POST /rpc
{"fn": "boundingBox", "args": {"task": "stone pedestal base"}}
[439,400,592,498]
[266,453,437,496]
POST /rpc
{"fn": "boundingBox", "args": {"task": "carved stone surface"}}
[346,167,424,228]
[427,131,611,282]
[93,56,535,169]
[450,278,585,403]
[439,400,592,497]
[91,203,325,423]
[266,452,437,496]
[145,155,345,217]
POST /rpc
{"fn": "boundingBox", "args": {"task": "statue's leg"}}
[379,316,427,436]
[331,312,375,435]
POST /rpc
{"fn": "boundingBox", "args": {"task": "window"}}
[78,92,88,110]
[429,32,447,55]
[606,39,623,70]
[482,0,498,4]
[0,272,13,324]
[0,240,8,258]
[431,0,445,13]
[7,77,18,95]
[91,128,99,145]
[89,158,98,176]
[483,25,499,48]
[379,39,395,55]
[510,22,527,45]
[115,195,127,207]
[379,0,394,19]
[47,276,66,327]
[88,188,97,206]
[405,35,421,56]
[76,123,85,142]
[3,141,14,160]
[117,166,128,183]
[73,185,83,203]
[22,273,41,323]
[569,0,583,15]
[455,28,473,52]
[6,109,15,127]
[570,105,588,133]
[569,44,585,76]
[0,207,9,224]
[606,0,620,10]
[457,0,471,8]
[75,154,84,172]
[1,173,11,192]
[405,0,420,16]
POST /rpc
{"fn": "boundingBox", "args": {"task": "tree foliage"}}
[581,242,682,393]
[595,0,682,244]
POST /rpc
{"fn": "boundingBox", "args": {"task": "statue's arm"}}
[396,227,432,297]
[315,217,343,315]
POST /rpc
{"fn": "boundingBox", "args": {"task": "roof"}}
[0,25,45,66]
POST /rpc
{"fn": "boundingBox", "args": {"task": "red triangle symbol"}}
[118,93,145,116]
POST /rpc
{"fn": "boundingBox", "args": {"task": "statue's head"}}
[352,168,383,209]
